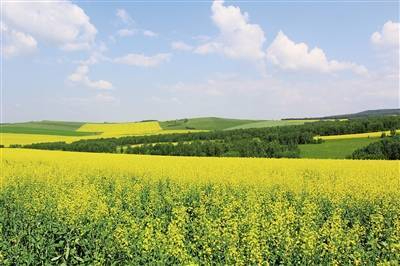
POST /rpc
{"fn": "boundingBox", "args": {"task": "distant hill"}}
[159,117,261,131]
[0,120,97,136]
[284,109,400,120]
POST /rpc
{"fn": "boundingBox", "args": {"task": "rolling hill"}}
[284,108,400,120]
[159,117,262,130]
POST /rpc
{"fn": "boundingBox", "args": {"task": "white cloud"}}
[114,53,171,67]
[195,0,266,61]
[68,65,113,90]
[4,1,97,52]
[116,9,134,25]
[1,22,37,57]
[371,21,400,48]
[165,72,398,119]
[266,31,368,75]
[117,28,137,37]
[171,41,193,51]
[143,30,158,37]
[114,9,157,39]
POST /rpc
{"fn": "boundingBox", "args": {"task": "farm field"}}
[317,129,400,140]
[225,119,319,130]
[0,121,95,136]
[3,1,399,264]
[0,121,205,147]
[76,121,163,136]
[299,137,381,159]
[1,148,399,264]
[160,117,325,131]
[160,117,262,130]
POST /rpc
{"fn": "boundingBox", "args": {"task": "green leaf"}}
[51,255,62,261]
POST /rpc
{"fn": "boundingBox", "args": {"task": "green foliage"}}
[126,139,300,158]
[1,178,399,264]
[350,136,400,160]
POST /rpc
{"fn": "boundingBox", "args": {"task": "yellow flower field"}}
[0,121,205,147]
[316,129,400,140]
[0,148,399,264]
[76,121,163,136]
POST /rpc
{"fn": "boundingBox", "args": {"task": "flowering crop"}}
[0,149,399,264]
[76,121,163,136]
[316,129,400,140]
[0,121,205,147]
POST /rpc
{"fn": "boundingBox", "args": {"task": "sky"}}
[1,0,399,122]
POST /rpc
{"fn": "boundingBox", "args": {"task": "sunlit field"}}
[1,148,399,264]
[0,121,205,147]
[77,121,163,136]
[316,130,400,140]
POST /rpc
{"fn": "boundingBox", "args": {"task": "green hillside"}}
[225,120,317,130]
[0,121,96,136]
[285,108,400,120]
[160,117,261,131]
[299,137,381,159]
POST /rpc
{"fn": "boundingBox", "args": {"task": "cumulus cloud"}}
[266,31,368,75]
[371,21,400,48]
[195,0,266,61]
[171,41,193,51]
[1,22,37,57]
[4,1,97,52]
[114,53,171,67]
[68,65,113,90]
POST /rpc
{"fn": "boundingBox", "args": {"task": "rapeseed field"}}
[76,121,163,136]
[317,130,400,140]
[0,121,205,147]
[0,149,399,264]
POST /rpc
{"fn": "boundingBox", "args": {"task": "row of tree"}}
[350,136,400,160]
[126,139,300,158]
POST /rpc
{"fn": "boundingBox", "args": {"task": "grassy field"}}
[226,119,319,130]
[0,121,95,136]
[300,137,381,159]
[160,117,261,130]
[1,148,399,264]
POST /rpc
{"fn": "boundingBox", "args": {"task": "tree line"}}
[350,136,400,160]
[126,139,300,158]
[21,116,400,158]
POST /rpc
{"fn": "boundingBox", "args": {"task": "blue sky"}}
[2,0,399,122]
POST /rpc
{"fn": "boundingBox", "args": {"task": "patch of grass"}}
[299,137,381,159]
[159,117,261,130]
[0,121,96,136]
[225,120,319,130]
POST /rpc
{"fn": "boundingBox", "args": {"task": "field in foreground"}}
[1,149,399,264]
